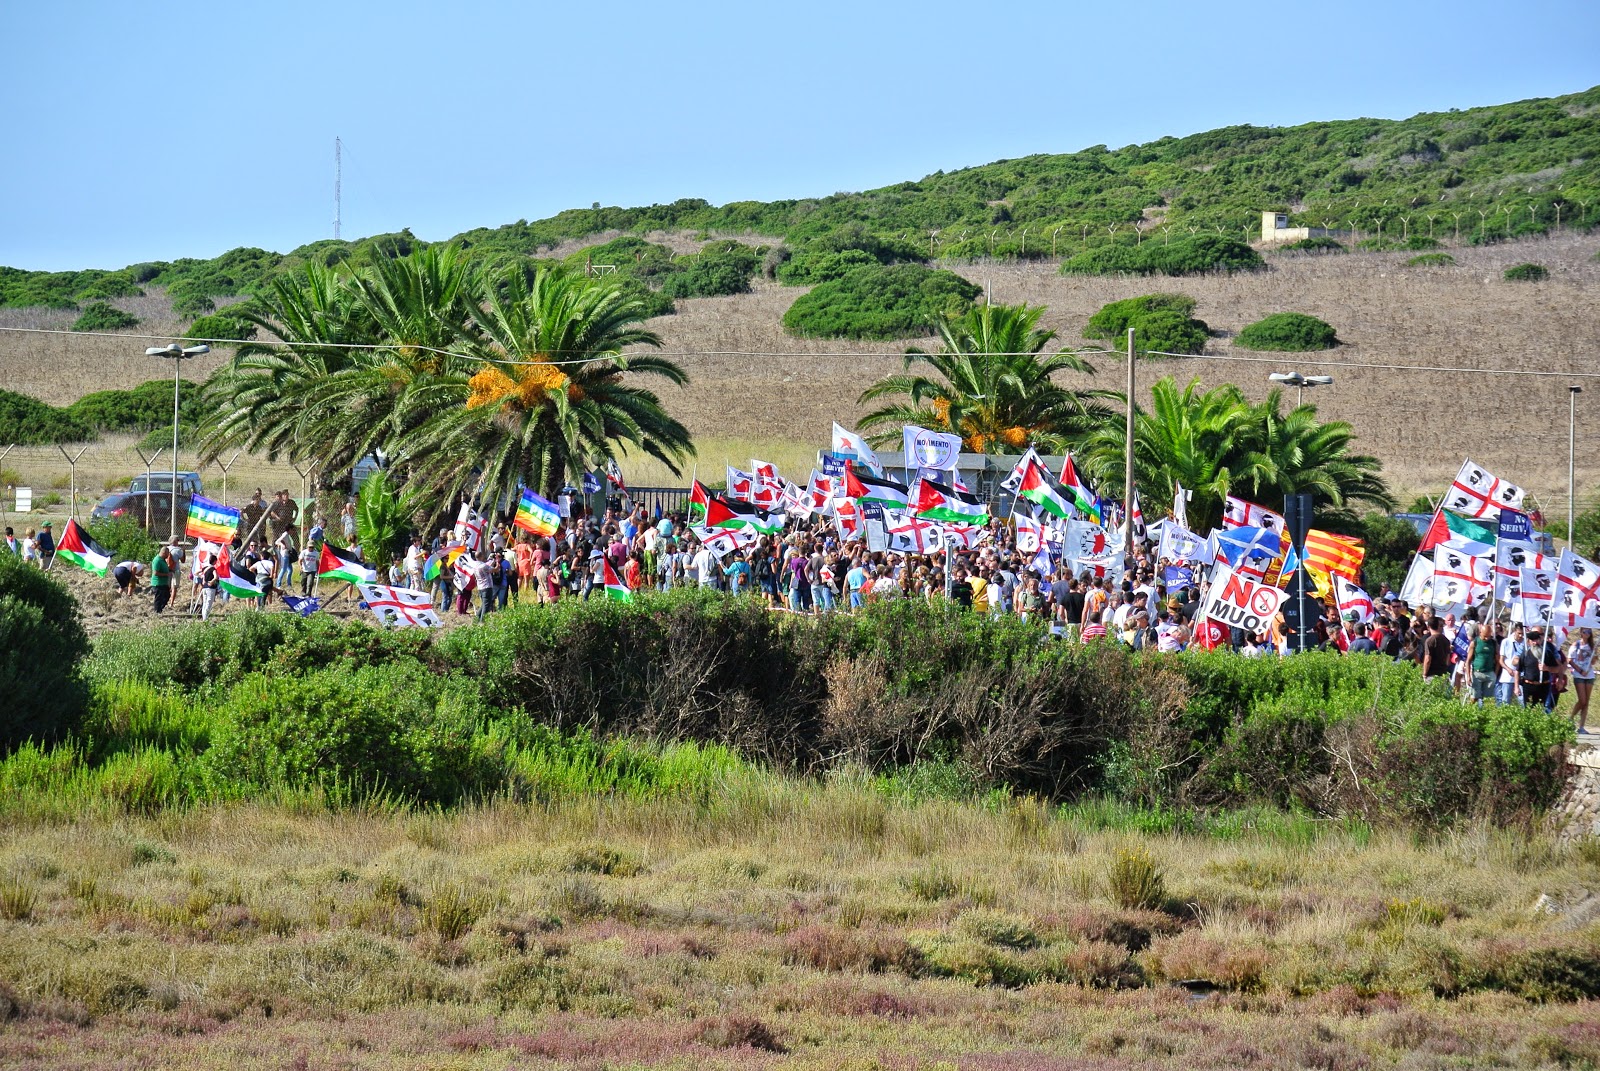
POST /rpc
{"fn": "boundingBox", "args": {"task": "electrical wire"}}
[0,323,1593,379]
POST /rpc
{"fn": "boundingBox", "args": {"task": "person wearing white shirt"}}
[692,546,717,588]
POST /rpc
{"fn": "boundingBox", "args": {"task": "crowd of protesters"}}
[7,489,1591,738]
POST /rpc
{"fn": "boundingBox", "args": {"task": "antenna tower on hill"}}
[333,136,342,240]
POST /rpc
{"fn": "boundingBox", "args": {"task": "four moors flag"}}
[357,584,441,628]
[318,543,378,584]
[1443,459,1526,518]
[185,495,239,543]
[55,519,110,576]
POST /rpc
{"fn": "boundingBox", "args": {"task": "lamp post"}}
[145,343,209,544]
[1267,371,1334,407]
[1570,386,1583,545]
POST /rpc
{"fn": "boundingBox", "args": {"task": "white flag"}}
[902,425,963,473]
[1512,565,1559,626]
[453,503,484,552]
[1172,481,1191,530]
[1158,522,1211,564]
[1442,458,1525,518]
[1015,512,1044,556]
[1001,447,1044,494]
[357,584,442,629]
[831,423,881,476]
[1431,545,1490,609]
[1333,574,1375,624]
[1399,553,1436,608]
[1550,548,1600,624]
[1223,495,1286,533]
[1494,538,1550,601]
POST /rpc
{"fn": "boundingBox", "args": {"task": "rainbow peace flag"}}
[423,544,466,583]
[513,487,560,537]
[185,495,239,543]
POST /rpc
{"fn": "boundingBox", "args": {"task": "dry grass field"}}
[2,233,1597,508]
[2,787,1599,1070]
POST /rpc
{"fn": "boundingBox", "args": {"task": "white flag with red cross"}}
[1442,458,1525,518]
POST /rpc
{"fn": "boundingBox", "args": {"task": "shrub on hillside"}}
[1235,312,1339,352]
[1060,235,1263,277]
[1406,253,1455,267]
[782,264,980,340]
[184,310,256,342]
[70,302,140,332]
[1279,237,1346,254]
[0,390,94,445]
[0,554,90,752]
[1504,262,1549,281]
[86,516,160,569]
[168,287,215,320]
[1083,294,1208,356]
[660,242,762,298]
[777,249,878,285]
[68,380,201,433]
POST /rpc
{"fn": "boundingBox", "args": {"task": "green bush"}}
[70,302,139,332]
[1279,237,1346,254]
[67,379,201,434]
[1060,235,1264,277]
[1083,294,1209,356]
[659,243,762,298]
[1504,262,1549,281]
[0,390,94,445]
[0,553,90,752]
[782,264,980,339]
[86,516,160,568]
[168,287,215,320]
[776,249,878,285]
[1235,312,1339,352]
[202,661,492,803]
[184,310,256,342]
[1406,253,1455,267]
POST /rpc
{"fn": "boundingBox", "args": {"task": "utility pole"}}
[333,136,342,240]
[1124,328,1136,548]
[1571,386,1583,544]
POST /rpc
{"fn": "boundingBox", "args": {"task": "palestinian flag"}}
[705,495,784,535]
[1017,457,1074,519]
[1058,453,1101,523]
[1418,508,1496,554]
[318,543,378,584]
[843,462,909,508]
[55,519,110,576]
[688,479,711,522]
[913,478,989,524]
[602,558,632,602]
[216,546,262,598]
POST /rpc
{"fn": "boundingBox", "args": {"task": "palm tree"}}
[1079,376,1393,532]
[857,303,1109,454]
[353,468,416,573]
[399,262,694,504]
[200,262,375,469]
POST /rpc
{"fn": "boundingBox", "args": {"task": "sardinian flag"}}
[1494,539,1551,601]
[1432,545,1491,608]
[691,524,753,559]
[940,521,985,551]
[886,509,942,554]
[806,471,836,515]
[1443,458,1525,518]
[605,457,627,492]
[453,503,485,552]
[1223,495,1286,534]
[726,466,756,503]
[1399,553,1436,608]
[1550,548,1600,624]
[780,479,811,518]
[356,584,442,629]
[1512,565,1559,626]
[1015,511,1044,556]
[1333,574,1375,624]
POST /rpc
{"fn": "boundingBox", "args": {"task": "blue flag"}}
[581,471,603,494]
[860,501,886,523]
[1163,565,1194,591]
[1452,628,1470,661]
[1497,508,1531,542]
[281,595,322,618]
[1216,526,1283,566]
[820,454,847,479]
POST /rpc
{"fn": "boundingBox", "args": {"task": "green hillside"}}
[4,85,1597,313]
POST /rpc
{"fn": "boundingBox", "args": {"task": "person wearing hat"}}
[36,521,55,566]
[1517,627,1559,709]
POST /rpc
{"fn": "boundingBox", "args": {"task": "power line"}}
[1,324,1595,379]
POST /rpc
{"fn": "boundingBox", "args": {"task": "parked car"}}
[90,471,203,537]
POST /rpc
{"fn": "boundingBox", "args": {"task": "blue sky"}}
[3,0,1595,271]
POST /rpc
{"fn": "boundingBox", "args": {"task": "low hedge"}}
[73,595,1574,822]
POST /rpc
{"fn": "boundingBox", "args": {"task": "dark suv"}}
[90,471,203,536]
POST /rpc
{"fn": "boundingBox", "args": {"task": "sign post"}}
[1282,493,1316,653]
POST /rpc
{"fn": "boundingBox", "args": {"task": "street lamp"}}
[1570,386,1583,545]
[1267,371,1334,407]
[145,343,209,544]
